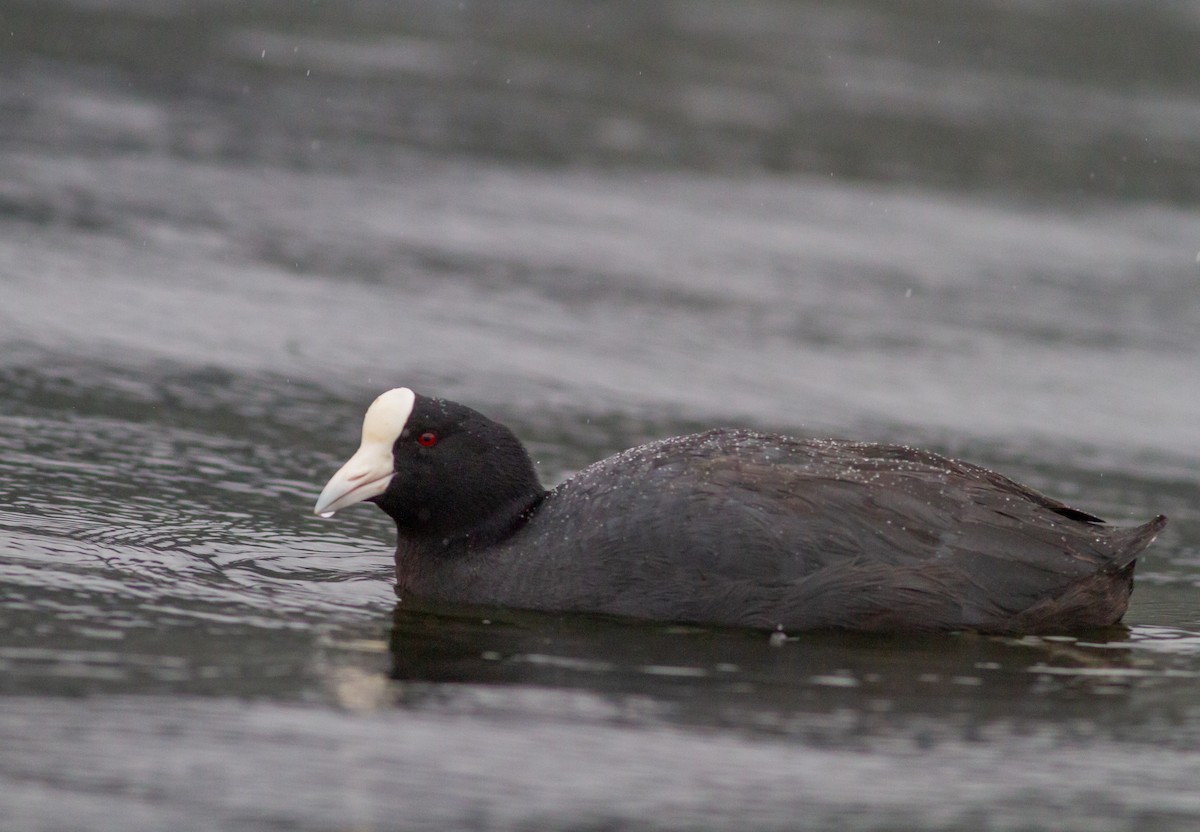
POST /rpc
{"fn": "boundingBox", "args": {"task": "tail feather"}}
[1015,517,1164,632]
[1103,514,1168,572]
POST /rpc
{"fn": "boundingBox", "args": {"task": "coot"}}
[314,388,1165,633]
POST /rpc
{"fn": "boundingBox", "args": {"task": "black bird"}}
[314,388,1165,633]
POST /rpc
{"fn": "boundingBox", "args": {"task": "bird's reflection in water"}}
[381,602,1150,744]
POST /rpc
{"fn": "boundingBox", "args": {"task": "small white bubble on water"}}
[318,510,335,519]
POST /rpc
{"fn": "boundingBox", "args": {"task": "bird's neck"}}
[391,488,547,592]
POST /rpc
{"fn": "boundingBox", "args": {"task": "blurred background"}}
[2,1,1200,830]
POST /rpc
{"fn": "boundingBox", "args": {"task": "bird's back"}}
[488,430,1164,632]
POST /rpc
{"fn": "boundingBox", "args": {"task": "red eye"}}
[417,431,438,447]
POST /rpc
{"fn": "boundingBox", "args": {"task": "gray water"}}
[3,1,1200,829]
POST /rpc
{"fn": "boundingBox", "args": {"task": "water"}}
[3,0,1200,829]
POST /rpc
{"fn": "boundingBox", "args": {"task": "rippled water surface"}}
[3,1,1200,830]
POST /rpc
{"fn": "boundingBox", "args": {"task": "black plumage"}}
[319,391,1166,633]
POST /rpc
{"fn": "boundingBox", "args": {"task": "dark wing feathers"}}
[554,431,1163,631]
